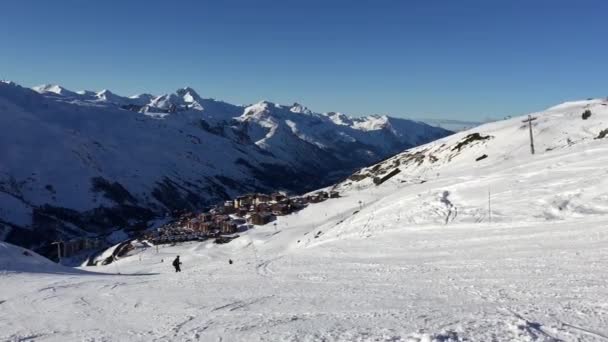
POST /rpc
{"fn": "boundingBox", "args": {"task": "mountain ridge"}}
[0,80,451,256]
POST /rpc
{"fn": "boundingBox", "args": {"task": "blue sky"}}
[1,0,607,120]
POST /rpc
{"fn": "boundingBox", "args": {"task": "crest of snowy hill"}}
[415,118,483,132]
[0,80,449,255]
[313,97,608,241]
[0,241,86,274]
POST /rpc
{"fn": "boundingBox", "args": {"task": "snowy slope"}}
[1,98,608,340]
[0,80,449,255]
[0,101,608,342]
[310,98,608,239]
[0,241,88,274]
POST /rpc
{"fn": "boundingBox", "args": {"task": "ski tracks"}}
[255,256,284,278]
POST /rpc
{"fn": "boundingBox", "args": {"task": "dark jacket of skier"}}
[173,256,182,272]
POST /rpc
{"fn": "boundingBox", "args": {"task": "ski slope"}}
[2,99,608,341]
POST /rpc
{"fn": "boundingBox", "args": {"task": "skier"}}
[229,259,233,265]
[172,255,182,272]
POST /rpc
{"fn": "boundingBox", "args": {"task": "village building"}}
[206,222,217,233]
[291,196,307,205]
[248,212,274,225]
[223,205,236,214]
[231,217,246,225]
[153,190,330,245]
[214,214,231,224]
[234,195,254,209]
[198,213,213,222]
[221,221,238,234]
[235,208,249,217]
[255,194,271,206]
[255,202,271,213]
[271,192,287,202]
[185,219,199,231]
[307,194,323,203]
[271,203,290,216]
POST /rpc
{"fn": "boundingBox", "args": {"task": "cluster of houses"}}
[149,190,339,244]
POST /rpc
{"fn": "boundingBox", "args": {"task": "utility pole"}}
[51,241,62,264]
[488,188,492,224]
[522,115,537,155]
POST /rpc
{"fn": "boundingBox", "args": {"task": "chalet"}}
[255,194,271,205]
[248,212,274,225]
[183,216,214,233]
[235,195,254,209]
[329,191,340,198]
[255,202,271,213]
[307,194,323,203]
[214,215,231,224]
[271,203,290,216]
[185,219,199,231]
[210,206,224,215]
[291,196,308,206]
[271,192,287,202]
[178,216,190,226]
[235,208,249,217]
[197,222,214,233]
[221,221,238,234]
[231,217,246,225]
[223,205,236,214]
[198,213,213,222]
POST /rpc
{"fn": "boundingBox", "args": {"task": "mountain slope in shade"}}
[0,80,450,256]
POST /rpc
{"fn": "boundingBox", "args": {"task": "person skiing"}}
[228,259,233,265]
[172,255,182,272]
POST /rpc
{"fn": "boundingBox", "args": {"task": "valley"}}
[0,80,450,258]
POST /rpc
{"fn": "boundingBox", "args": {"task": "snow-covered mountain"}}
[322,97,608,238]
[0,80,450,254]
[2,97,608,340]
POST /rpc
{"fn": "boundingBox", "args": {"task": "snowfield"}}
[2,98,608,341]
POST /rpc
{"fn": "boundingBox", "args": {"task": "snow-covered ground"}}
[2,98,608,341]
[2,219,607,341]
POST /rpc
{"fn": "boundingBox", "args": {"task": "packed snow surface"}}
[2,98,608,341]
